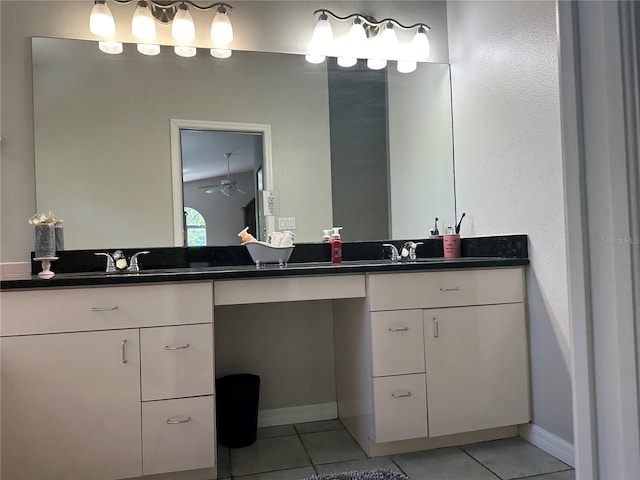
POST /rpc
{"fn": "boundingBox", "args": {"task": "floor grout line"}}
[460,446,504,479]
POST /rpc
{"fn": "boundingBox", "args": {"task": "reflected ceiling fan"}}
[199,152,248,197]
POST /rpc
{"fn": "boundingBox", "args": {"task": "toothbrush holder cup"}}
[443,234,461,259]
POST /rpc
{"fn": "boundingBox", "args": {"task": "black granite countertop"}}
[1,235,529,290]
[1,257,529,290]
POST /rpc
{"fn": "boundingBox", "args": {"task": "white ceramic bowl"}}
[244,242,295,266]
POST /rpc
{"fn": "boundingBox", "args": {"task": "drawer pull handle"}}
[388,326,409,332]
[167,416,191,424]
[121,339,128,364]
[164,344,191,350]
[439,287,460,293]
[391,391,413,398]
[91,306,119,312]
[433,317,439,338]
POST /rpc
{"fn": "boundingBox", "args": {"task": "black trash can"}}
[216,374,260,448]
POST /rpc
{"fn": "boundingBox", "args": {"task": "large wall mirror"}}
[32,37,455,250]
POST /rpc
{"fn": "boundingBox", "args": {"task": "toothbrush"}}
[430,218,439,236]
[455,213,466,234]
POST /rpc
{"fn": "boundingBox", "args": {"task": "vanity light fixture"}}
[306,9,431,73]
[88,0,234,58]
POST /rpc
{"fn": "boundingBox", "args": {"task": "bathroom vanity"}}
[0,257,529,480]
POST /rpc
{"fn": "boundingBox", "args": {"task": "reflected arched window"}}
[184,207,206,246]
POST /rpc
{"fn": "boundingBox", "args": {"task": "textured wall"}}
[447,1,573,442]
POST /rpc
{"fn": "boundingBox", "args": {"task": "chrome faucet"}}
[94,250,150,273]
[127,251,150,272]
[94,252,116,273]
[400,241,424,261]
[382,244,401,262]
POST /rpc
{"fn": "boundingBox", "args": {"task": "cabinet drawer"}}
[368,268,523,311]
[142,396,215,476]
[372,374,428,443]
[141,324,214,401]
[371,310,425,377]
[0,282,213,336]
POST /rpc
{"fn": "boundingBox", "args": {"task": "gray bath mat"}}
[301,468,409,480]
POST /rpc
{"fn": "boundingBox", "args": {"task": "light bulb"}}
[98,41,123,54]
[174,45,197,57]
[307,12,333,58]
[211,7,233,46]
[137,43,160,55]
[172,3,195,42]
[337,56,357,68]
[305,54,326,64]
[211,48,232,59]
[346,17,367,58]
[132,1,156,40]
[367,58,387,70]
[89,0,115,37]
[380,22,398,58]
[397,60,417,73]
[411,26,431,60]
[366,32,387,70]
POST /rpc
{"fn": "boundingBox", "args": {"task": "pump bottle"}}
[331,227,343,264]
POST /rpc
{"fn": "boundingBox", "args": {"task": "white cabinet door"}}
[1,329,142,480]
[424,304,530,437]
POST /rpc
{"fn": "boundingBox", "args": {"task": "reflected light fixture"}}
[306,9,431,74]
[174,45,197,57]
[89,0,234,58]
[137,43,161,55]
[99,41,123,54]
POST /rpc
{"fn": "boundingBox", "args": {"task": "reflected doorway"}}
[170,120,273,246]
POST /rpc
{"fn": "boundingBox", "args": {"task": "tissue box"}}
[244,242,294,265]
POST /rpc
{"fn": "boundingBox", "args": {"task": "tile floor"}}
[217,420,575,480]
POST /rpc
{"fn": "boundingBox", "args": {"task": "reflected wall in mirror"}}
[32,37,455,250]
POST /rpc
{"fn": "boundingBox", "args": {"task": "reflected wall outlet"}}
[278,217,296,230]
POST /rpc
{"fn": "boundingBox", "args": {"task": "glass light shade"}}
[380,23,398,58]
[367,58,387,70]
[397,60,417,73]
[172,4,195,42]
[337,56,357,68]
[89,1,115,37]
[98,41,123,54]
[346,19,367,58]
[411,27,431,60]
[305,54,326,64]
[132,1,156,40]
[211,8,233,46]
[308,15,333,56]
[137,43,160,55]
[211,48,232,59]
[174,45,197,57]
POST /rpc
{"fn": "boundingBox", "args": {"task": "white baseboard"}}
[519,424,575,467]
[0,262,31,280]
[257,402,337,428]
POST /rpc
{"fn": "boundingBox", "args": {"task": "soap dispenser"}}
[331,227,343,264]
